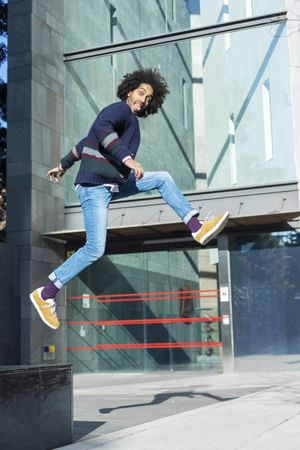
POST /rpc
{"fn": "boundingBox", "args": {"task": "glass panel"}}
[230,231,300,371]
[201,21,294,189]
[64,0,195,53]
[64,0,286,53]
[66,248,222,373]
[64,22,295,204]
[200,0,285,25]
[64,38,197,203]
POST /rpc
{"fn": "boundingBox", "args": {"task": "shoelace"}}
[45,299,58,318]
[203,211,213,222]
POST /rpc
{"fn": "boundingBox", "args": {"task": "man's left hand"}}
[124,159,144,179]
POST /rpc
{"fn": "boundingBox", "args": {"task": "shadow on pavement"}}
[99,390,236,414]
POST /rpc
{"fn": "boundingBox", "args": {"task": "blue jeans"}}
[49,171,198,287]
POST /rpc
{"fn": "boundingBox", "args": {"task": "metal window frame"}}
[64,11,287,62]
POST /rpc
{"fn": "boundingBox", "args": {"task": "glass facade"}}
[62,1,300,373]
[64,7,295,203]
[64,38,195,204]
[64,0,286,53]
[200,0,286,25]
[64,0,193,52]
[201,21,295,188]
[230,232,300,370]
[66,248,222,373]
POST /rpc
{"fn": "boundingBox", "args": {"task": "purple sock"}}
[187,216,202,233]
[41,280,60,301]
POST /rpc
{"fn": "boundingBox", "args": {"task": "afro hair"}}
[117,68,169,117]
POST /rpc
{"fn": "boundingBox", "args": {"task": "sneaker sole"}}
[199,212,230,246]
[30,292,59,330]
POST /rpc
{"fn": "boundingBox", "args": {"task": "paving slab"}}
[71,370,298,440]
[56,382,300,450]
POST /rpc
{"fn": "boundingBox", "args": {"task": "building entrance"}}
[66,247,222,373]
[230,231,300,371]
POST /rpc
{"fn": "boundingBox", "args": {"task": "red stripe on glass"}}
[67,289,220,301]
[66,341,223,351]
[67,317,221,326]
[96,294,218,303]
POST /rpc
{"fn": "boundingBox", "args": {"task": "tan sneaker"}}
[192,211,230,246]
[30,287,60,330]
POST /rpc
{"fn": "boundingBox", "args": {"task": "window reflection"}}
[66,248,222,373]
[65,23,295,205]
[230,232,300,369]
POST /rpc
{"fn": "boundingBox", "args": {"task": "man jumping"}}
[30,68,229,329]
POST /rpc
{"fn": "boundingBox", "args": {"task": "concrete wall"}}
[7,0,66,364]
[0,365,73,450]
[0,243,20,364]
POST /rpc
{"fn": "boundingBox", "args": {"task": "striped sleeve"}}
[60,138,85,170]
[98,130,131,162]
[91,102,132,163]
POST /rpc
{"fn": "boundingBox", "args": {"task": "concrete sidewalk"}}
[55,371,300,450]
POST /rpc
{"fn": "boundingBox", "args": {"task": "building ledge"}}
[43,182,300,250]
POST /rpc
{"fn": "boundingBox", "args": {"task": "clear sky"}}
[0,61,7,82]
[0,0,7,83]
[0,34,7,82]
[0,34,7,126]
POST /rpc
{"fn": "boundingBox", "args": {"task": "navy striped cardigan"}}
[60,101,141,186]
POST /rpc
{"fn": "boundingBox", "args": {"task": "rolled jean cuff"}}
[183,209,199,224]
[49,271,64,289]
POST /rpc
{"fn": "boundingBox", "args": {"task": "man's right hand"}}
[47,165,65,183]
[124,159,144,179]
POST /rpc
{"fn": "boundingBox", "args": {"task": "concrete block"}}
[32,189,61,232]
[34,90,62,134]
[54,197,66,229]
[7,173,31,191]
[50,182,65,202]
[31,119,43,162]
[46,61,57,82]
[7,79,31,121]
[0,337,19,365]
[34,0,64,35]
[8,0,32,17]
[0,289,11,313]
[8,12,31,54]
[30,258,64,289]
[32,65,64,96]
[31,14,42,56]
[7,64,32,82]
[6,159,31,177]
[6,189,31,231]
[6,230,34,246]
[0,243,20,363]
[41,23,52,60]
[30,244,64,265]
[47,88,58,129]
[51,129,64,164]
[32,80,47,125]
[32,160,51,179]
[31,176,52,198]
[19,317,32,362]
[0,365,73,450]
[8,52,32,70]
